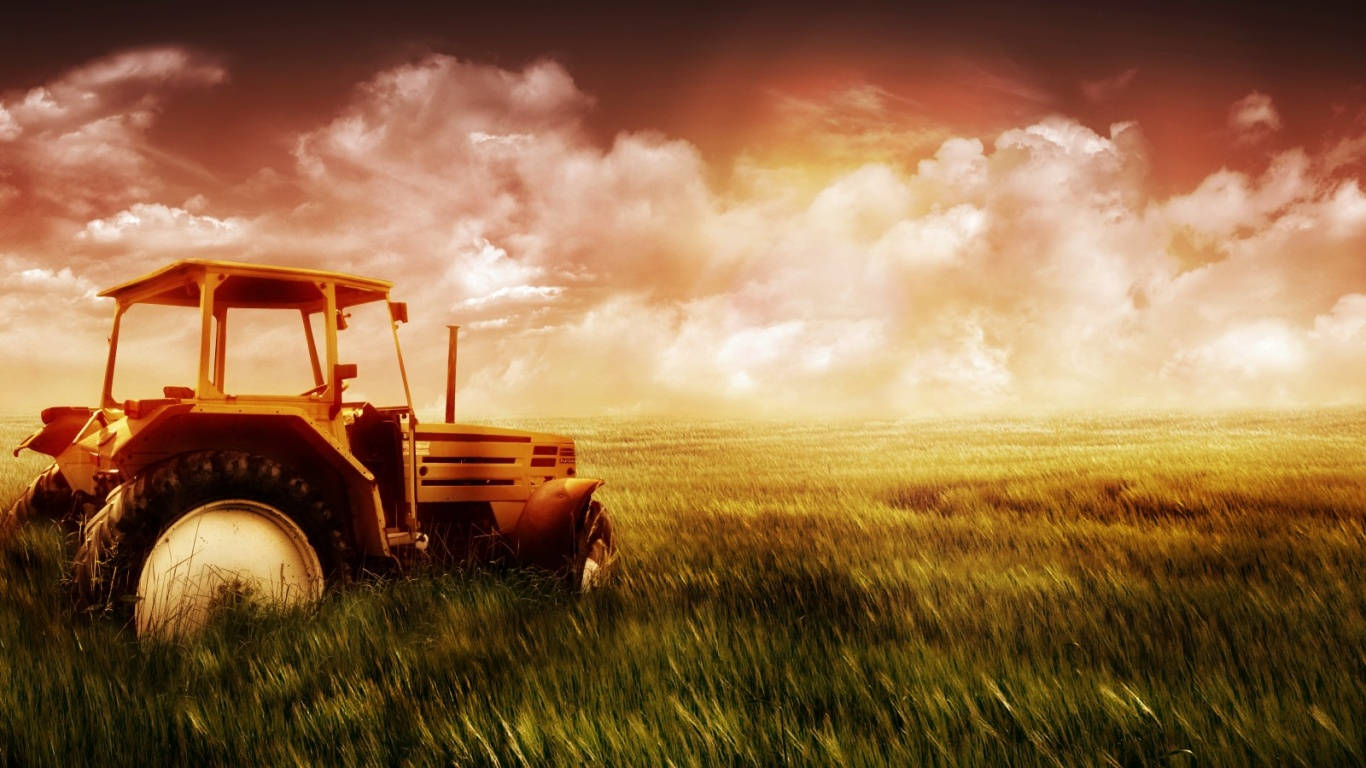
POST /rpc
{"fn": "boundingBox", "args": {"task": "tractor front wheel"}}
[505,480,618,591]
[572,500,616,591]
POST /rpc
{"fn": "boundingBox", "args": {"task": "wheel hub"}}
[135,498,324,638]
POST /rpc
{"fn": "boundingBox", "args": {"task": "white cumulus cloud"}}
[2,51,1366,418]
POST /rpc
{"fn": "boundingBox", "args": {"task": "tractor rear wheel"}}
[1,464,74,541]
[74,451,348,637]
[572,500,616,591]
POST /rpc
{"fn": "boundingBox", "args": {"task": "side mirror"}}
[388,301,408,324]
[336,310,350,331]
[335,363,358,383]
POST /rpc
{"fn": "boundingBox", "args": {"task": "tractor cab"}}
[97,259,403,413]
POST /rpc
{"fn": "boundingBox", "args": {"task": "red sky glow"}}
[1,2,1364,417]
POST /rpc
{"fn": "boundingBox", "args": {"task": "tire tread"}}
[73,450,348,613]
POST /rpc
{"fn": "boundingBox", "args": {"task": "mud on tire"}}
[1,464,75,541]
[73,451,350,614]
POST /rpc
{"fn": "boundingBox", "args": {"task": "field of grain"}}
[0,411,1363,766]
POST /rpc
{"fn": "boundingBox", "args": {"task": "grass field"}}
[0,411,1363,766]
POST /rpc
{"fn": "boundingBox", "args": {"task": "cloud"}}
[1228,91,1282,143]
[0,256,110,406]
[1081,68,1138,103]
[1312,293,1366,343]
[0,47,225,228]
[762,83,952,176]
[457,284,564,310]
[78,203,244,247]
[2,51,1366,418]
[1324,131,1366,172]
[0,105,19,141]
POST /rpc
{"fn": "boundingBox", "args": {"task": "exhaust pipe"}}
[445,324,459,423]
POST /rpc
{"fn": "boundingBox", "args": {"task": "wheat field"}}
[0,411,1363,766]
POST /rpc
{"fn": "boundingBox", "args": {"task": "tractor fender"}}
[108,410,390,559]
[503,478,603,572]
[13,407,96,458]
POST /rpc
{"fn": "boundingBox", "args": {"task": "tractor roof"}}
[98,259,393,310]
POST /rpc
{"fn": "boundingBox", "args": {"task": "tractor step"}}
[384,529,429,550]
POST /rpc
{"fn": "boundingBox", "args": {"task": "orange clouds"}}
[1,49,1365,417]
[0,48,225,228]
[1228,91,1282,144]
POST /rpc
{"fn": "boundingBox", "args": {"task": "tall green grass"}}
[0,411,1363,766]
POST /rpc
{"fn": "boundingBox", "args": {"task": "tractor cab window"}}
[335,300,407,407]
[109,303,200,402]
[218,308,319,396]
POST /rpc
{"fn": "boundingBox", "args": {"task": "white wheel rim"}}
[135,499,324,638]
[580,557,601,591]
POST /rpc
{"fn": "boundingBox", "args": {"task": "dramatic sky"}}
[1,1,1365,417]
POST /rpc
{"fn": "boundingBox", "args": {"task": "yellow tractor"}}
[2,260,615,636]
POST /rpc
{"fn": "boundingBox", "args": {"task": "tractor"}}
[1,259,615,636]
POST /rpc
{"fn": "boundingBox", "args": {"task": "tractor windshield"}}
[108,304,321,401]
[218,309,321,395]
[336,300,409,407]
[108,303,200,402]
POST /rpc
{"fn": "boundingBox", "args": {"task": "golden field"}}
[0,411,1362,766]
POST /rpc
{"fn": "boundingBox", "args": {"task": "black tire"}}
[1,464,74,541]
[73,451,349,613]
[570,500,616,590]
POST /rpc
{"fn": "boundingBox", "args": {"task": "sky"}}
[1,1,1365,418]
